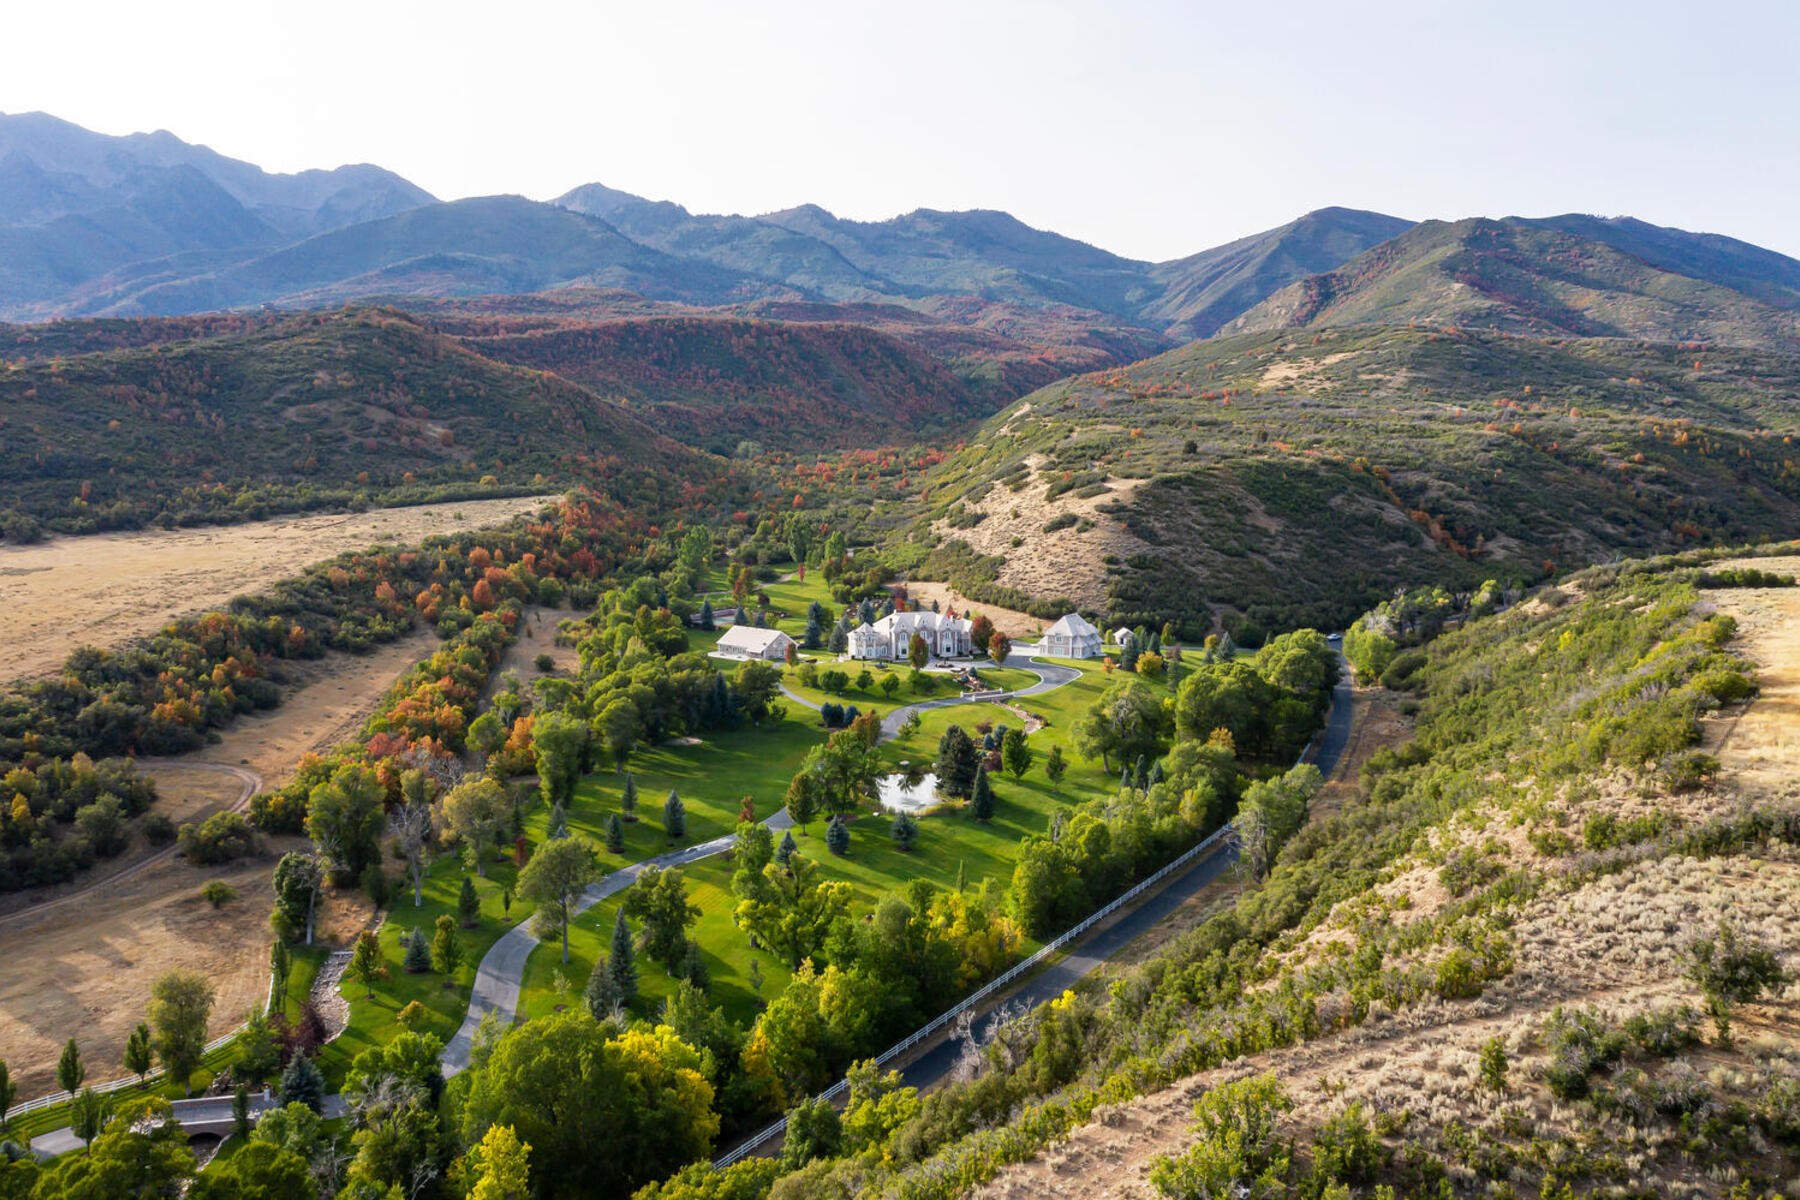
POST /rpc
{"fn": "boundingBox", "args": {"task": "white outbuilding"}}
[715,625,797,661]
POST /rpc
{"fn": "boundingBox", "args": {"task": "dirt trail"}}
[969,572,1800,1200]
[0,495,552,683]
[0,635,424,1097]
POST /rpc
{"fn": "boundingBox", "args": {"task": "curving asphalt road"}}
[445,649,1085,1074]
[896,651,1355,1093]
[879,648,1082,739]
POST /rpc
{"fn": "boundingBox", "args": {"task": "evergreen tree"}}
[828,625,849,655]
[1001,727,1033,780]
[664,790,687,840]
[890,813,919,851]
[583,950,620,1020]
[547,799,569,839]
[233,1083,252,1139]
[954,859,967,893]
[1134,754,1149,792]
[1121,638,1141,672]
[699,599,715,631]
[936,725,980,798]
[1149,759,1165,787]
[402,927,432,973]
[679,941,711,992]
[0,1058,15,1131]
[620,772,639,822]
[826,816,850,856]
[123,1023,153,1085]
[606,812,625,854]
[458,876,481,927]
[776,829,798,865]
[970,766,995,822]
[607,909,638,1008]
[1046,744,1068,790]
[57,1038,84,1095]
[278,1054,325,1112]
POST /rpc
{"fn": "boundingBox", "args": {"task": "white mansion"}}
[849,610,974,661]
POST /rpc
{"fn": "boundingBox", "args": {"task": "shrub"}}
[178,811,256,865]
[142,812,177,845]
[535,653,556,672]
[200,880,237,908]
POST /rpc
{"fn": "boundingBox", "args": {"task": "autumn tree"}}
[438,777,511,877]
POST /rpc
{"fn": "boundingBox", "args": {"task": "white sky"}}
[7,0,1798,261]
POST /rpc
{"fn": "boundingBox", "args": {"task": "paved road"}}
[897,651,1354,1093]
[441,808,794,1075]
[879,648,1082,739]
[30,1093,347,1157]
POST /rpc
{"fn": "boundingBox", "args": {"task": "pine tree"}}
[970,766,995,822]
[606,909,638,1008]
[936,725,980,798]
[583,952,620,1020]
[57,1038,84,1095]
[606,813,625,854]
[664,790,687,840]
[699,599,715,631]
[620,772,639,822]
[1046,744,1067,790]
[1134,754,1148,792]
[954,859,967,893]
[0,1059,14,1131]
[1149,759,1165,787]
[547,799,569,839]
[123,1023,153,1085]
[233,1083,252,1139]
[826,817,850,856]
[680,940,711,991]
[748,959,764,997]
[891,813,919,851]
[278,1054,325,1112]
[458,876,481,927]
[776,829,798,865]
[402,927,432,973]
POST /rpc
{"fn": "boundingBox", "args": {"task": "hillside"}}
[0,307,723,532]
[458,315,1002,452]
[1141,207,1415,340]
[45,195,769,319]
[889,325,1800,637]
[1226,218,1800,352]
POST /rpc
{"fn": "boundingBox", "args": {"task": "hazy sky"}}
[7,0,1797,261]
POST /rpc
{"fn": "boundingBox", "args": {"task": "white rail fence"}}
[3,947,297,1126]
[712,820,1237,1168]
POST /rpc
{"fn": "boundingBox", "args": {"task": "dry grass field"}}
[0,495,553,683]
[0,630,429,1097]
[970,571,1800,1200]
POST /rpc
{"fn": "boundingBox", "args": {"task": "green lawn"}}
[512,655,1135,1033]
[322,848,531,1087]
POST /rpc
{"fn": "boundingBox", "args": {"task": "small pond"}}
[877,772,942,814]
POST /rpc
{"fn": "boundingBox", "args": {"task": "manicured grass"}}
[547,705,828,872]
[322,849,530,1087]
[513,655,1131,1033]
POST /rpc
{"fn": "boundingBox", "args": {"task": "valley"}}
[0,495,550,682]
[2,90,1800,1200]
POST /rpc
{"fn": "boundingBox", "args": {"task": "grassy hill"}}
[1225,218,1800,352]
[458,315,1003,453]
[1142,206,1415,340]
[889,325,1800,636]
[0,307,725,533]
